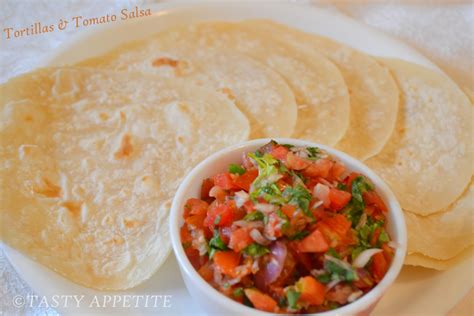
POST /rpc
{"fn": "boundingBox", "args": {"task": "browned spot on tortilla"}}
[114,134,133,159]
[120,111,126,122]
[61,201,83,216]
[105,236,124,246]
[124,219,141,229]
[219,87,236,101]
[24,115,33,122]
[177,136,184,144]
[152,57,179,68]
[99,112,109,121]
[151,57,189,76]
[33,178,61,198]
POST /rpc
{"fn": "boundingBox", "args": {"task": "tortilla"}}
[0,67,249,290]
[245,19,399,160]
[405,247,474,271]
[180,22,350,145]
[366,59,472,214]
[405,181,473,260]
[78,28,297,139]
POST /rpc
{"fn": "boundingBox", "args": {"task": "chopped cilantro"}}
[208,229,227,258]
[306,146,320,159]
[232,287,244,298]
[378,229,390,243]
[242,243,270,257]
[344,176,374,227]
[288,230,309,240]
[244,211,264,221]
[316,273,332,284]
[326,248,340,259]
[286,288,301,310]
[282,144,294,149]
[283,185,313,217]
[324,257,358,282]
[336,182,347,190]
[228,163,246,175]
[276,209,290,230]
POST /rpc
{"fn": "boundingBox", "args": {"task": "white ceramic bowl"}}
[170,138,407,316]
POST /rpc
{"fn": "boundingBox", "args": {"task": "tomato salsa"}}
[180,141,394,313]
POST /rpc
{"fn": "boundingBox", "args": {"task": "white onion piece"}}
[267,173,283,184]
[209,186,224,198]
[347,290,363,303]
[232,220,264,229]
[234,190,249,208]
[388,241,400,248]
[314,183,330,207]
[326,280,341,292]
[352,248,383,268]
[311,200,324,210]
[255,203,278,213]
[250,229,271,245]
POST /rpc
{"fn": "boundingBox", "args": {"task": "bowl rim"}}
[170,138,407,315]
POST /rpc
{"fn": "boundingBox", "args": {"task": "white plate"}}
[3,2,472,315]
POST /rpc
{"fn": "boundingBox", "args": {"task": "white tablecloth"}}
[1,1,472,314]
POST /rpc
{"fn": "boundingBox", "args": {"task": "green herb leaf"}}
[316,273,332,284]
[326,248,340,259]
[283,185,313,217]
[229,163,246,175]
[242,243,270,257]
[233,287,244,298]
[324,257,358,282]
[286,288,301,310]
[344,176,374,227]
[336,182,347,191]
[288,230,309,240]
[208,229,227,257]
[282,144,294,149]
[306,147,320,159]
[378,229,390,243]
[244,211,264,221]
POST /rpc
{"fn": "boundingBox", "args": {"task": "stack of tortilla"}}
[1,20,472,290]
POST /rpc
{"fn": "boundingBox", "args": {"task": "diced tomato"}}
[229,227,253,252]
[302,159,333,178]
[285,152,310,170]
[209,185,227,201]
[281,204,296,218]
[322,214,352,238]
[204,200,235,230]
[371,252,389,282]
[382,243,394,262]
[288,242,314,272]
[184,198,209,218]
[270,145,289,160]
[200,178,214,200]
[353,268,374,289]
[243,200,256,213]
[185,247,203,270]
[371,228,381,246]
[328,188,352,211]
[213,172,237,190]
[233,168,258,191]
[180,225,193,246]
[244,288,278,313]
[363,191,388,213]
[329,161,346,181]
[344,172,361,189]
[198,262,214,282]
[213,251,240,277]
[296,276,326,306]
[185,214,206,230]
[297,229,329,253]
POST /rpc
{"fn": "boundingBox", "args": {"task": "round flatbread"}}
[183,22,350,145]
[0,67,249,290]
[365,59,472,214]
[405,247,473,271]
[78,28,297,139]
[245,20,399,160]
[405,181,473,260]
